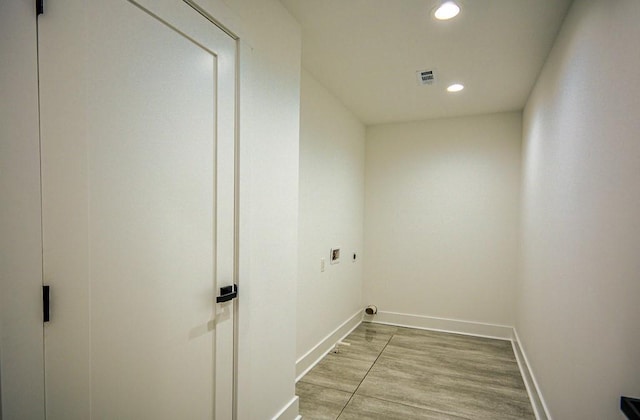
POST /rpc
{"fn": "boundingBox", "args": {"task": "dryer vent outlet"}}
[365,305,378,315]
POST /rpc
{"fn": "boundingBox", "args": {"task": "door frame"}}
[179,4,243,416]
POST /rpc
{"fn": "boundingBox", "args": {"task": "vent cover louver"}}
[416,69,435,85]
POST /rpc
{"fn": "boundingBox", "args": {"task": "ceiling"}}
[280,0,573,125]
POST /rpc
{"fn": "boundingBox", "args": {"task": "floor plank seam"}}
[335,332,395,419]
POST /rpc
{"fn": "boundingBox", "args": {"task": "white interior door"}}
[0,1,45,418]
[38,1,236,418]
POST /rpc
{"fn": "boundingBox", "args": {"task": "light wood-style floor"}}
[296,322,535,419]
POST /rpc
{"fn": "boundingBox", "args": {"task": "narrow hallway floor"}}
[296,322,534,419]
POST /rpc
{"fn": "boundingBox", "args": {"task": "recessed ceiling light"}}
[447,83,464,92]
[434,1,460,21]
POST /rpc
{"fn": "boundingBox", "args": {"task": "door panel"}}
[39,1,236,418]
[90,4,216,417]
[0,0,45,418]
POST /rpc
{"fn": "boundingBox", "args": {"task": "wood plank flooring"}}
[296,322,534,419]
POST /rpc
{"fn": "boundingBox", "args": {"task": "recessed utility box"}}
[330,248,340,264]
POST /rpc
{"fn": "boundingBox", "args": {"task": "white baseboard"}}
[366,310,513,340]
[272,395,299,420]
[295,310,363,381]
[512,329,551,420]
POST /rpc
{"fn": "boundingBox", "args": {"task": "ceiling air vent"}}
[416,69,435,86]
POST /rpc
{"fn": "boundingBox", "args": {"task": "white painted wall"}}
[364,113,522,327]
[518,0,640,418]
[0,0,45,418]
[297,70,365,361]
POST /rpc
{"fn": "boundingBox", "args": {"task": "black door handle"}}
[216,284,238,303]
[43,285,50,322]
